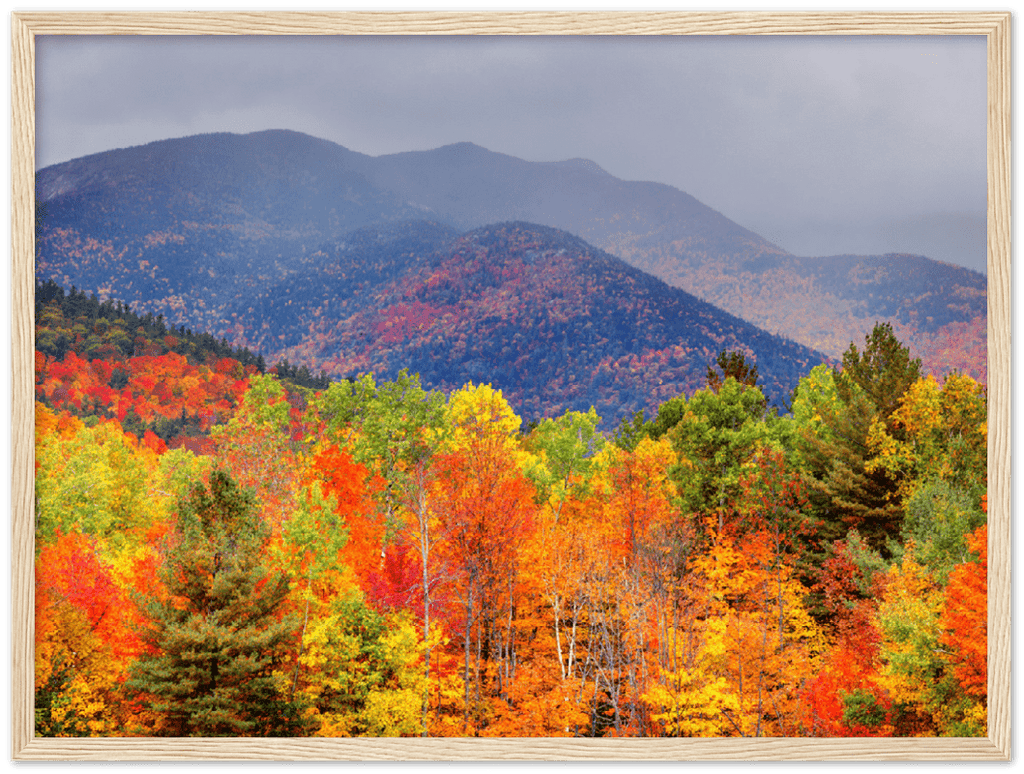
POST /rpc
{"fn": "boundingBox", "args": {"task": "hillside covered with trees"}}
[36,292,988,738]
[232,221,823,424]
[35,130,987,385]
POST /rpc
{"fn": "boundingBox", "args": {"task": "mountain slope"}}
[349,140,987,376]
[36,130,425,335]
[34,129,789,336]
[224,219,462,351]
[351,141,783,265]
[35,129,985,382]
[638,249,987,379]
[266,221,823,424]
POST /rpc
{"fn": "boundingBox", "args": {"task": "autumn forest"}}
[35,280,987,739]
[32,131,989,740]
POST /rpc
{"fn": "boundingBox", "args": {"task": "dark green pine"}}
[127,470,302,736]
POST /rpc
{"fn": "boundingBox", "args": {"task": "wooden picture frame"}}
[10,11,1011,761]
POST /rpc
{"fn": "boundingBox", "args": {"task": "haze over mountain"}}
[36,129,987,411]
[344,135,987,379]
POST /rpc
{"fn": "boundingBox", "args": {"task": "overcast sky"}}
[35,33,988,273]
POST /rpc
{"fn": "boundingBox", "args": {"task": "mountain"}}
[220,219,463,352]
[37,129,783,333]
[348,141,782,263]
[236,221,823,424]
[604,243,987,380]
[347,140,986,378]
[35,129,986,386]
[35,131,432,336]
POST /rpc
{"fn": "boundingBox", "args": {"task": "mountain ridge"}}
[35,129,986,387]
[233,220,824,424]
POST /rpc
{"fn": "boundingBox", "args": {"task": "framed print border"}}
[10,10,1011,762]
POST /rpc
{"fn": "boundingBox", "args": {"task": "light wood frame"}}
[10,11,1011,761]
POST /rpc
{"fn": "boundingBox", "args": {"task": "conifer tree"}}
[127,470,300,736]
[706,350,760,396]
[797,324,921,555]
[835,322,922,436]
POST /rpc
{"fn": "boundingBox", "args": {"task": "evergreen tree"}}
[127,470,300,736]
[612,408,647,452]
[706,349,760,394]
[797,324,921,556]
[798,386,903,552]
[835,321,922,436]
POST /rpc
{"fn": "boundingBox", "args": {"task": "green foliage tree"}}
[835,322,922,436]
[524,407,605,520]
[127,470,300,736]
[667,377,772,531]
[787,365,841,458]
[793,325,921,555]
[646,395,688,441]
[897,481,986,584]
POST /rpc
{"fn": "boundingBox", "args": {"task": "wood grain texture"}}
[8,736,1014,762]
[983,11,1012,763]
[9,11,1013,36]
[10,10,1012,762]
[10,11,36,763]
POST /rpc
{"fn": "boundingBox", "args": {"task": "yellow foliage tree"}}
[875,549,944,736]
[867,373,987,505]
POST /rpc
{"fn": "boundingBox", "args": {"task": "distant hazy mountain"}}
[36,129,986,384]
[603,242,986,380]
[345,138,986,378]
[347,140,783,262]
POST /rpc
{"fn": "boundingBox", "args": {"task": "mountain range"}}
[35,129,987,422]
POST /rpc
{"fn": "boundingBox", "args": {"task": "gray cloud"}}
[35,34,988,272]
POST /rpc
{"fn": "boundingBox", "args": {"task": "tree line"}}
[35,309,987,738]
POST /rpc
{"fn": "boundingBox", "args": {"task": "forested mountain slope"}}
[607,243,987,379]
[36,129,985,383]
[344,137,987,376]
[255,221,824,423]
[36,131,424,336]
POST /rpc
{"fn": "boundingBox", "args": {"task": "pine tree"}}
[835,322,922,436]
[797,324,922,556]
[127,470,300,736]
[799,387,904,551]
[706,350,760,395]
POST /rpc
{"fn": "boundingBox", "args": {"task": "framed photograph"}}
[9,9,1015,765]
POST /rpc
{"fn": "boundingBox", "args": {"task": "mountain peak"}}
[551,157,611,176]
[435,141,491,154]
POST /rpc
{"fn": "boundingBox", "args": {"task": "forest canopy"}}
[35,283,987,738]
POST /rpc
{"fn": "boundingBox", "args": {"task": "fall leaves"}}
[34,309,988,738]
